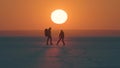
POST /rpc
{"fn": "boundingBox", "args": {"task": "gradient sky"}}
[0,0,120,30]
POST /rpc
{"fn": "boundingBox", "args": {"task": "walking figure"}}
[56,30,65,46]
[44,27,53,45]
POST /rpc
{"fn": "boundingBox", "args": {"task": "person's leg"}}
[56,38,61,45]
[47,37,49,45]
[50,36,53,45]
[62,38,65,46]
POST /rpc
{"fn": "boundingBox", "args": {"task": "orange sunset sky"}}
[0,0,120,30]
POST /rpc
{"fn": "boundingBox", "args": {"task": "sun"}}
[51,9,68,24]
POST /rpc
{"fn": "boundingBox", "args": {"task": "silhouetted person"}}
[56,30,65,46]
[46,27,53,45]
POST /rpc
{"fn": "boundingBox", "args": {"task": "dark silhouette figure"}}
[46,27,53,45]
[56,30,65,46]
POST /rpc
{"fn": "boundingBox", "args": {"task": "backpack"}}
[44,29,48,37]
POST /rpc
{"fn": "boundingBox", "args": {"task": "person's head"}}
[60,30,63,32]
[49,27,51,30]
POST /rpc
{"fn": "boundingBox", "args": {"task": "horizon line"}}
[0,29,120,31]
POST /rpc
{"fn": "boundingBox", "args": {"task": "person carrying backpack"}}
[44,27,53,45]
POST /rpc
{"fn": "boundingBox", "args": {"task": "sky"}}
[0,0,120,30]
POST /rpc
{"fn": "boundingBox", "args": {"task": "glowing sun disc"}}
[51,9,68,24]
